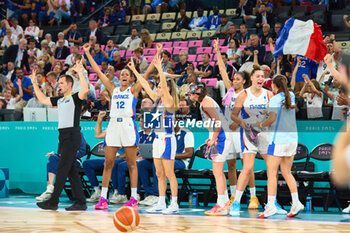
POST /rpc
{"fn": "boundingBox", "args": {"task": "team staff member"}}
[33,60,89,211]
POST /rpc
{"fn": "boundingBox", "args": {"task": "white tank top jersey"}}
[223,89,244,132]
[242,87,270,128]
[110,86,137,119]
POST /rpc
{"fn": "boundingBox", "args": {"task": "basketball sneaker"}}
[259,203,277,218]
[139,195,159,206]
[87,190,101,203]
[248,196,260,209]
[275,201,287,214]
[287,201,304,217]
[110,194,128,204]
[228,195,235,206]
[36,191,52,202]
[146,204,166,214]
[123,196,138,209]
[95,197,108,210]
[162,202,179,215]
[343,204,350,213]
[229,201,241,216]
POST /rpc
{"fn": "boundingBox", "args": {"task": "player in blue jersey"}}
[256,75,304,218]
[128,52,180,215]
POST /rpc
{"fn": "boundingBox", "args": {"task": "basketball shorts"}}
[267,141,298,157]
[226,132,242,160]
[105,117,139,147]
[153,134,177,160]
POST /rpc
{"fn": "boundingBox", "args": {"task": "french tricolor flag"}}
[273,18,327,61]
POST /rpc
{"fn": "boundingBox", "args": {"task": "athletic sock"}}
[171,196,178,205]
[230,185,236,196]
[217,195,227,207]
[131,188,137,199]
[268,195,276,205]
[234,190,243,203]
[101,187,108,199]
[93,186,100,193]
[291,192,299,206]
[250,187,256,197]
[158,196,166,206]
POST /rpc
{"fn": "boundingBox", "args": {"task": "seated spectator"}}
[214,14,234,39]
[1,28,18,49]
[56,32,69,47]
[119,28,141,50]
[227,38,242,69]
[175,8,191,32]
[110,3,126,27]
[175,50,192,75]
[38,0,56,27]
[139,29,153,49]
[13,67,32,110]
[177,63,195,87]
[91,44,107,66]
[176,97,197,120]
[10,19,23,41]
[11,0,31,25]
[299,74,323,120]
[45,72,58,96]
[194,53,213,79]
[43,34,56,52]
[100,61,109,74]
[2,85,22,109]
[161,50,174,72]
[27,55,36,71]
[259,23,271,45]
[63,23,83,47]
[105,40,119,60]
[3,62,16,82]
[71,0,85,17]
[243,34,265,64]
[110,51,126,71]
[27,39,42,58]
[85,20,104,45]
[255,3,274,31]
[24,19,40,42]
[91,89,110,111]
[36,133,87,202]
[207,6,221,30]
[98,7,112,28]
[130,0,141,15]
[83,112,125,203]
[271,22,282,42]
[26,91,47,108]
[236,0,255,22]
[51,0,71,26]
[134,47,148,75]
[54,39,70,60]
[65,45,80,66]
[223,24,239,46]
[189,8,208,31]
[0,20,8,44]
[238,24,249,45]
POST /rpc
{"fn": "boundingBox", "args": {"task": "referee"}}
[32,60,89,211]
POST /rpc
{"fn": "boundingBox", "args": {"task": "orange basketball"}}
[113,207,140,232]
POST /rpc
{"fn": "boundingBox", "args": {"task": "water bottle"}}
[31,112,36,121]
[192,191,198,207]
[306,195,312,211]
[188,192,193,208]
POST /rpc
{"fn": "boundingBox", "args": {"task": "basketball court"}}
[1,195,350,232]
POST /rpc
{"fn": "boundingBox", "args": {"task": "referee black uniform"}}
[38,92,86,210]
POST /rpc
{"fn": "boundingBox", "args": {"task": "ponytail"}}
[273,75,295,109]
[167,79,179,109]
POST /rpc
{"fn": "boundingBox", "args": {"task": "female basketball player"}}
[127,55,180,215]
[214,40,259,208]
[257,75,304,218]
[84,43,150,210]
[230,65,274,216]
[188,81,232,216]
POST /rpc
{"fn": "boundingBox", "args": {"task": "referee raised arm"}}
[32,60,89,211]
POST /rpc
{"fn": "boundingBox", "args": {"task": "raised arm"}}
[324,54,346,85]
[139,43,163,80]
[253,50,259,66]
[72,60,89,100]
[304,74,322,97]
[214,39,232,90]
[95,111,107,138]
[291,57,300,91]
[29,70,52,106]
[83,43,116,95]
[153,55,174,108]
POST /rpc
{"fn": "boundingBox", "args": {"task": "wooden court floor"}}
[1,207,350,233]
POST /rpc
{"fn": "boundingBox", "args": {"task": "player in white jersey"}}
[188,82,232,216]
[128,52,180,215]
[257,75,304,218]
[84,43,154,210]
[230,66,274,216]
[214,39,258,207]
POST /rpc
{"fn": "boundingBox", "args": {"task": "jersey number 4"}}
[116,101,125,109]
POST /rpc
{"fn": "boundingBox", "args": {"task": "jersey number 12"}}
[116,101,125,109]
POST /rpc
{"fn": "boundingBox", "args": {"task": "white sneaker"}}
[343,205,350,213]
[36,191,52,202]
[110,194,128,204]
[259,203,277,218]
[162,202,179,215]
[275,202,288,215]
[87,190,101,203]
[139,195,159,206]
[146,204,166,214]
[287,201,304,217]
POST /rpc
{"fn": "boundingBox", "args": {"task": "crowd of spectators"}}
[0,0,349,122]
